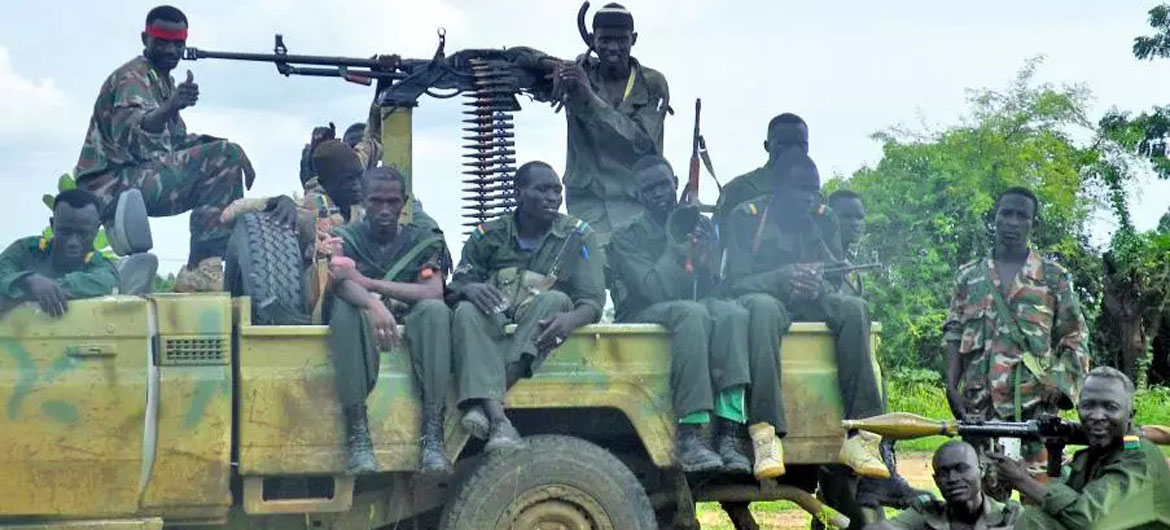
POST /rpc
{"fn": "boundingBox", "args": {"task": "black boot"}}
[675,423,722,473]
[418,403,453,475]
[343,403,377,475]
[856,439,930,508]
[714,418,751,475]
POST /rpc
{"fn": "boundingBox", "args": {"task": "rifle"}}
[821,262,883,275]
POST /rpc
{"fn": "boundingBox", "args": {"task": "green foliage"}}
[154,273,176,293]
[831,60,1103,371]
[1134,4,1170,60]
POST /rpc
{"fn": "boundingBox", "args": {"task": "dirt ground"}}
[697,452,936,529]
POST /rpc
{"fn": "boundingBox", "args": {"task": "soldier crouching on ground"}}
[449,161,604,453]
[721,151,890,480]
[325,167,453,475]
[606,155,786,478]
[74,5,256,293]
[0,190,118,316]
[866,441,1021,530]
[989,367,1170,529]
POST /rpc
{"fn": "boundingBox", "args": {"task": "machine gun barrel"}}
[183,47,386,69]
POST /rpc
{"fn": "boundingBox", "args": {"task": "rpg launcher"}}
[844,412,1170,478]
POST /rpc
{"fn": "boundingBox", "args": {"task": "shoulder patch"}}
[472,224,488,239]
[748,203,758,216]
[1124,434,1141,450]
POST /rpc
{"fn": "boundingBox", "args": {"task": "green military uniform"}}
[606,210,787,431]
[713,165,769,229]
[75,56,250,259]
[1017,437,1170,529]
[449,213,604,405]
[723,197,884,421]
[511,48,669,244]
[886,496,1021,529]
[327,222,452,410]
[0,236,118,312]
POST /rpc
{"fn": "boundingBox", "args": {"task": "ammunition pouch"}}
[491,266,555,315]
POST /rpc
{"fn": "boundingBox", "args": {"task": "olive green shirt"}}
[722,197,843,301]
[605,210,717,322]
[1022,438,1170,530]
[713,165,769,227]
[334,222,449,285]
[0,236,118,311]
[510,47,669,208]
[450,213,605,317]
[888,496,1021,529]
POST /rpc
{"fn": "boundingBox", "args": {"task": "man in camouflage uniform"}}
[714,113,808,228]
[868,441,1021,530]
[990,367,1170,529]
[510,3,669,244]
[74,6,254,292]
[450,161,604,452]
[606,155,785,476]
[0,190,118,315]
[325,167,453,475]
[943,187,1090,485]
[722,151,889,479]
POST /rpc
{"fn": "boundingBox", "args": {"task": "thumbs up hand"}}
[171,69,200,110]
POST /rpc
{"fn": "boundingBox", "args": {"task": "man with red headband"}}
[74,5,255,292]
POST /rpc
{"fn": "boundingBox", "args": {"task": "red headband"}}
[146,24,188,41]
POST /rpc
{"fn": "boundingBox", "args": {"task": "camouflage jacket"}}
[888,495,1021,530]
[511,48,669,204]
[942,250,1090,420]
[1024,438,1170,529]
[0,236,118,311]
[75,56,198,179]
[450,213,605,318]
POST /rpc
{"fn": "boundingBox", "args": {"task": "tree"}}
[827,60,1105,372]
[1133,4,1170,60]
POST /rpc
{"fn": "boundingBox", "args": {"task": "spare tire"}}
[225,212,310,325]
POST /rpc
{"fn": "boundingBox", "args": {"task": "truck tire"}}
[225,211,310,325]
[439,435,656,530]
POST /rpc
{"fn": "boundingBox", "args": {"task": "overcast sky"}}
[2,1,1169,272]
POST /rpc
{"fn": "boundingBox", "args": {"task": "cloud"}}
[0,46,67,138]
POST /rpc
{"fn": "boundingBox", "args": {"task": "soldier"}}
[511,3,670,244]
[449,161,604,452]
[301,122,369,188]
[943,187,1090,484]
[867,441,1021,530]
[990,367,1170,529]
[713,113,808,227]
[828,190,866,298]
[74,5,256,292]
[0,190,118,315]
[722,151,889,479]
[606,155,787,476]
[325,167,453,475]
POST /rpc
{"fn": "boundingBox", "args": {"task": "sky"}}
[1,0,1169,273]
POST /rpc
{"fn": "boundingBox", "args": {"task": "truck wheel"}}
[225,211,310,325]
[439,435,655,530]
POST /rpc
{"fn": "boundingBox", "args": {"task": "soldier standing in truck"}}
[74,5,257,293]
[722,151,891,479]
[943,187,1090,485]
[325,167,454,475]
[510,3,669,245]
[0,190,118,316]
[449,161,604,453]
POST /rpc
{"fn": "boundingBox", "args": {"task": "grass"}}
[694,382,1170,528]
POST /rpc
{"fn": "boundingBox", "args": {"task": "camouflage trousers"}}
[80,137,249,262]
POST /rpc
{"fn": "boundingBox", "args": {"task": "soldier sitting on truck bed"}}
[721,151,891,480]
[73,5,256,293]
[449,161,605,453]
[713,113,808,229]
[324,167,454,475]
[0,190,118,316]
[606,155,786,478]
